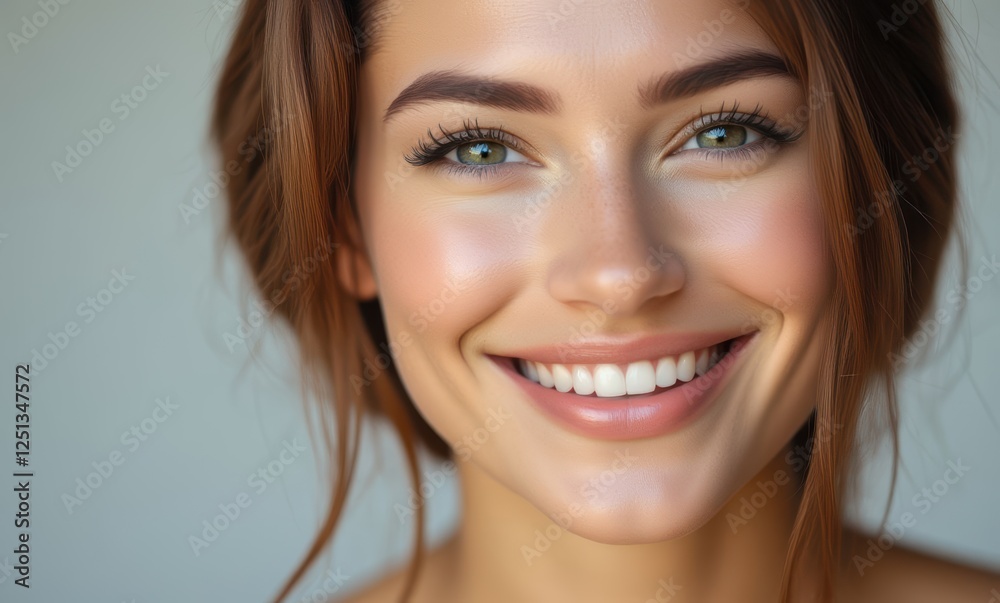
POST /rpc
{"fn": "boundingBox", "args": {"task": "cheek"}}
[680,156,833,318]
[721,191,829,314]
[688,157,835,464]
[370,207,523,340]
[363,201,535,446]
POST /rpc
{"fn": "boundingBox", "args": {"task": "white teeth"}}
[536,363,554,388]
[625,360,656,395]
[516,341,730,396]
[593,364,627,397]
[655,357,677,388]
[552,364,573,393]
[695,349,709,376]
[572,365,595,396]
[676,351,696,382]
[521,359,539,382]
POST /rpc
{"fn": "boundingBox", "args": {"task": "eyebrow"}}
[383,70,560,123]
[382,50,793,124]
[638,50,792,109]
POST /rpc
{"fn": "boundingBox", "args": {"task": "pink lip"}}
[491,331,758,441]
[501,331,742,365]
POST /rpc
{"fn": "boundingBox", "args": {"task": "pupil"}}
[458,141,506,165]
[699,125,747,148]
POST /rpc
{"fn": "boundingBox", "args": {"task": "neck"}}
[437,444,809,603]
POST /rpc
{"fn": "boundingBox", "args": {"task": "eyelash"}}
[404,118,524,179]
[403,103,803,177]
[679,101,802,162]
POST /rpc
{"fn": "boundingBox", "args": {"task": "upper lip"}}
[496,331,747,365]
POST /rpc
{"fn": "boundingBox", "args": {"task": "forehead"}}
[362,0,778,105]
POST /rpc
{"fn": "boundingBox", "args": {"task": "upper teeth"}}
[517,345,724,398]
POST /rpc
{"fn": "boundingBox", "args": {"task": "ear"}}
[336,210,378,300]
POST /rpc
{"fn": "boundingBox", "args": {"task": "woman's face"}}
[349,0,835,542]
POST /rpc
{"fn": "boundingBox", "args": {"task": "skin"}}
[334,0,1000,600]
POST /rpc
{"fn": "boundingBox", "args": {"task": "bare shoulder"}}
[840,529,1000,603]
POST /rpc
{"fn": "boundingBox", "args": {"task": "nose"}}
[545,168,685,316]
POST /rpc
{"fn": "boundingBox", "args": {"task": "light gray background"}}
[0,1,997,601]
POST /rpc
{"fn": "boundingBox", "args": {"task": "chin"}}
[549,479,737,545]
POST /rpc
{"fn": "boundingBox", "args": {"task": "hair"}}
[210,0,959,601]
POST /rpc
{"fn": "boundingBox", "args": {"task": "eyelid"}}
[665,102,801,158]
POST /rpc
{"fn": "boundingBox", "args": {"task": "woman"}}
[211,0,999,601]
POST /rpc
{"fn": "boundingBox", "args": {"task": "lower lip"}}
[493,332,757,441]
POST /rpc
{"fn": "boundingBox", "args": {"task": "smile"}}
[514,340,730,398]
[491,331,758,440]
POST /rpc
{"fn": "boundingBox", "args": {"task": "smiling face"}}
[346,0,836,542]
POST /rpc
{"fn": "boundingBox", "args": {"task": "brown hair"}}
[210,0,959,601]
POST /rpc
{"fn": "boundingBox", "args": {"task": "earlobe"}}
[336,242,378,300]
[335,215,378,300]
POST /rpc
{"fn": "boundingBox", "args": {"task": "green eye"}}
[454,141,508,165]
[695,125,749,148]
